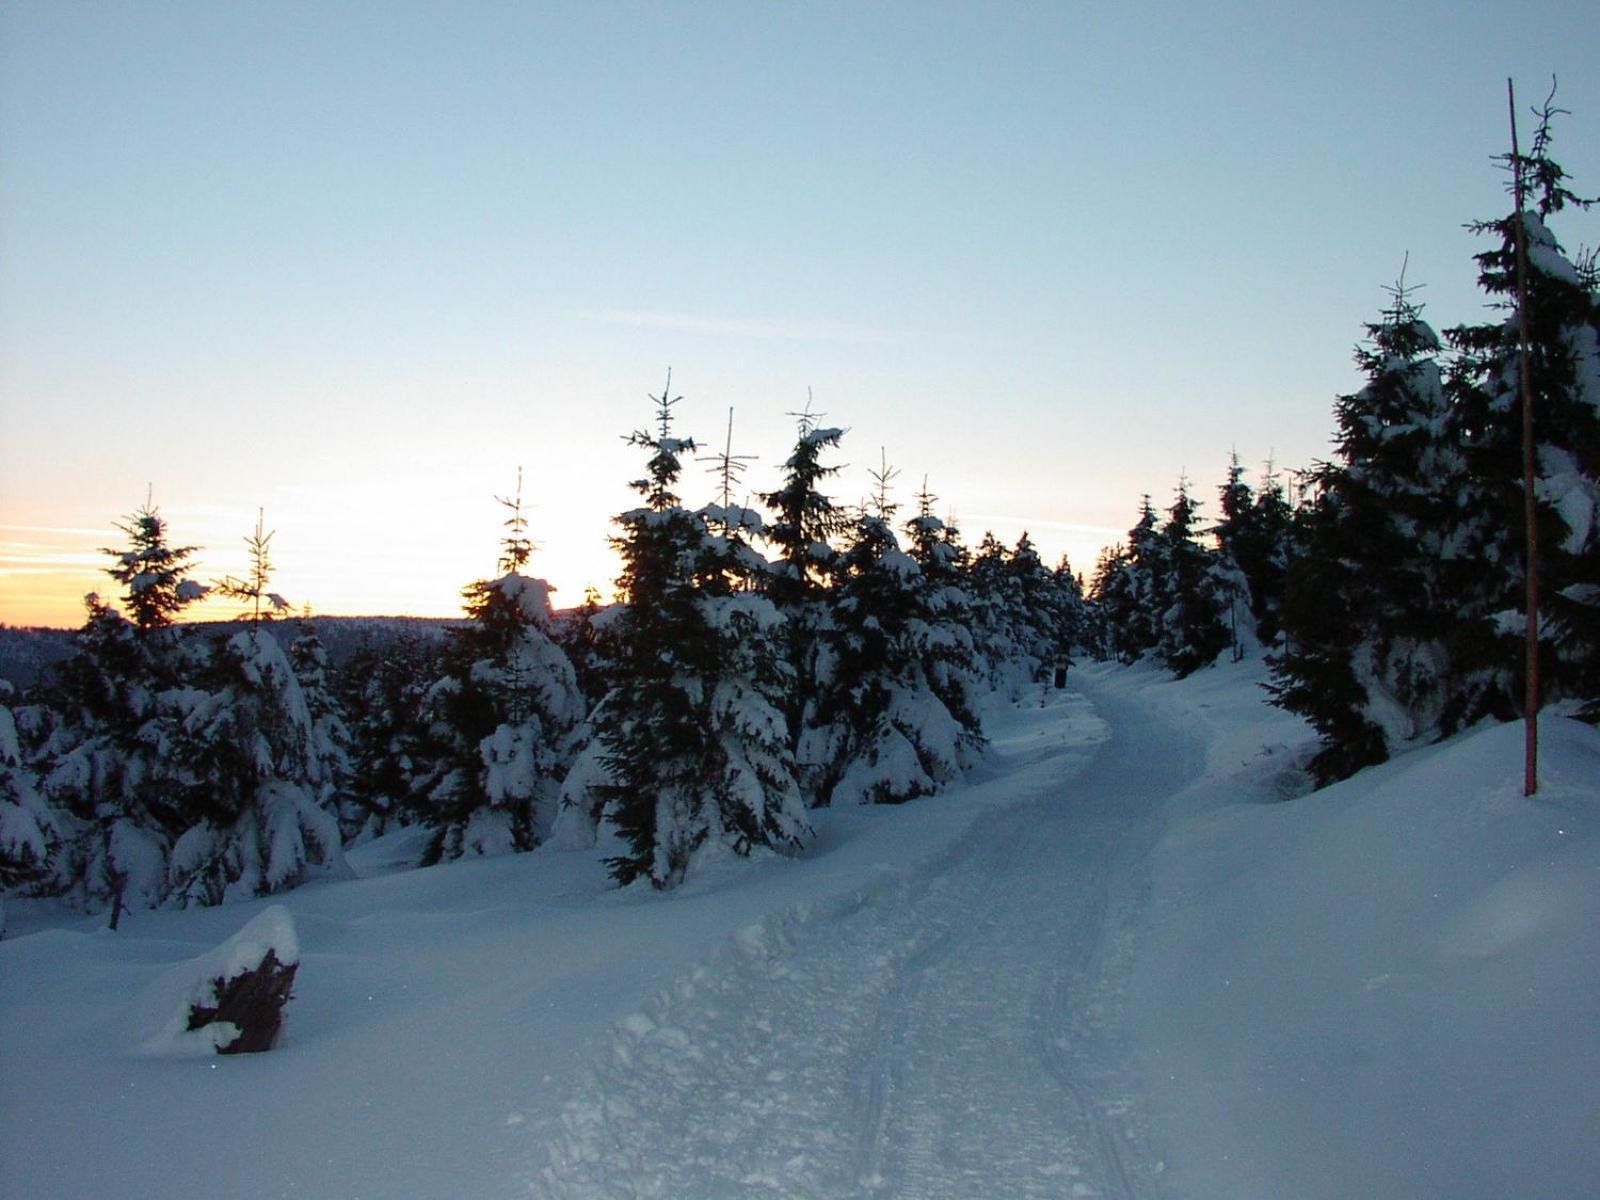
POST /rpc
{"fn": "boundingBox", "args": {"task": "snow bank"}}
[1125,662,1600,1200]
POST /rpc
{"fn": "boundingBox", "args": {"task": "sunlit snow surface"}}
[3,660,1598,1199]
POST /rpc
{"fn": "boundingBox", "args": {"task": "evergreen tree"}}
[578,375,810,888]
[1213,452,1292,645]
[554,584,613,709]
[215,509,291,624]
[805,456,984,806]
[288,621,354,843]
[1444,89,1600,721]
[338,629,441,841]
[1094,497,1167,664]
[408,473,585,864]
[1271,274,1460,781]
[759,402,849,786]
[1156,477,1231,677]
[1087,543,1131,662]
[164,626,345,906]
[761,399,847,611]
[0,684,65,894]
[32,504,210,909]
[100,498,207,632]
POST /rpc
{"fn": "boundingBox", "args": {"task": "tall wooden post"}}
[1508,78,1540,797]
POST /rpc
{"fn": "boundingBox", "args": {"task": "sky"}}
[2,1,1597,628]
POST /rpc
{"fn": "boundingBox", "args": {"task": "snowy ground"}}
[3,660,1597,1199]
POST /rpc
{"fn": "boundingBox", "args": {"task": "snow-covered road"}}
[538,679,1201,1199]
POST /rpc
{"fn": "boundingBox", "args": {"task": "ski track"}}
[534,680,1199,1199]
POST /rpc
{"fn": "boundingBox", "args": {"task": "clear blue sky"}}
[3,1,1596,625]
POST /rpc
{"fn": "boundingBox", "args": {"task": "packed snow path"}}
[537,680,1201,1199]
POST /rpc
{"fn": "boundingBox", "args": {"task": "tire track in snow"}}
[534,681,1197,1199]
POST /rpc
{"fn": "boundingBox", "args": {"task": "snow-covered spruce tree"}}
[900,483,986,728]
[1270,276,1461,782]
[0,683,65,895]
[407,473,585,864]
[1047,553,1093,663]
[579,376,810,888]
[287,621,354,842]
[1213,453,1294,645]
[164,624,345,906]
[554,584,613,711]
[1444,92,1600,721]
[805,456,984,807]
[961,524,1066,689]
[32,502,209,909]
[758,404,849,785]
[962,530,1012,674]
[102,499,209,633]
[337,629,441,841]
[1085,543,1128,662]
[1004,531,1065,677]
[1092,497,1168,664]
[1155,477,1231,677]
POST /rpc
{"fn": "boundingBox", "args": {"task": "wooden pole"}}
[1508,78,1540,797]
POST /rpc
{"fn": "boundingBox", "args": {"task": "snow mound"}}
[1131,678,1600,1200]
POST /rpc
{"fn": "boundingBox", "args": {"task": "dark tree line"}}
[1091,97,1599,784]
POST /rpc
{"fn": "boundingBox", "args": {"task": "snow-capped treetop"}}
[101,500,205,631]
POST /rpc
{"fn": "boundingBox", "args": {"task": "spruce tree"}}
[0,685,65,894]
[1157,477,1231,677]
[408,472,585,864]
[759,402,849,790]
[215,509,291,624]
[1444,89,1600,721]
[1271,274,1459,781]
[288,621,354,842]
[1213,452,1292,645]
[580,375,810,888]
[34,503,209,909]
[101,498,207,632]
[338,629,440,841]
[164,625,345,906]
[805,456,983,806]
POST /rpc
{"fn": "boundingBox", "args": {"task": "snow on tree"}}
[287,621,354,842]
[337,629,441,842]
[1091,497,1168,665]
[758,401,849,783]
[164,627,346,906]
[28,504,211,911]
[101,497,208,631]
[1213,452,1294,645]
[0,684,66,894]
[1444,89,1600,722]
[1155,477,1231,677]
[1271,273,1463,782]
[804,455,984,807]
[577,374,810,888]
[406,472,586,864]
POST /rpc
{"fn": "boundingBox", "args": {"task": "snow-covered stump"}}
[136,905,301,1056]
[186,946,298,1054]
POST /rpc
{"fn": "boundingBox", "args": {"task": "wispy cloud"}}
[0,523,110,538]
[578,308,897,346]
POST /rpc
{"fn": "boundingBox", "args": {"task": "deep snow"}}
[2,659,1597,1199]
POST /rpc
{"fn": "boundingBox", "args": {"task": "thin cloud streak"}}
[578,308,898,346]
[0,524,112,538]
